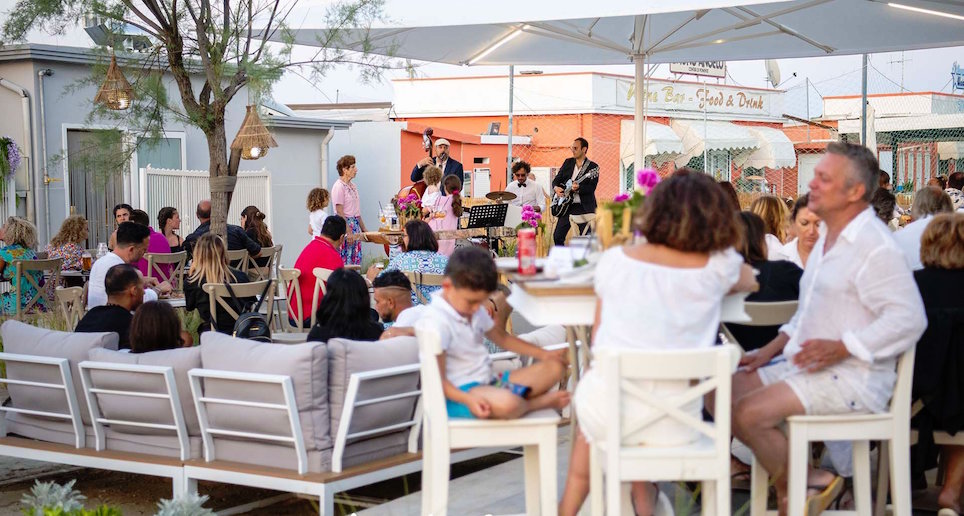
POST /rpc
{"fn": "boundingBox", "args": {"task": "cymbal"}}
[485,190,517,201]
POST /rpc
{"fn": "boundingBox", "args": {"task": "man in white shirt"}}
[893,186,954,270]
[504,161,545,213]
[87,222,167,309]
[733,142,927,513]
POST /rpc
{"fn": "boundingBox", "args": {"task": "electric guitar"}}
[550,166,599,218]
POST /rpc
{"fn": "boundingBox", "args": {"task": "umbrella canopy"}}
[285,1,964,65]
[280,0,964,171]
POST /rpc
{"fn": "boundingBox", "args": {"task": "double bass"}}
[397,127,433,199]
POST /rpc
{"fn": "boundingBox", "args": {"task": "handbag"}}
[223,280,273,342]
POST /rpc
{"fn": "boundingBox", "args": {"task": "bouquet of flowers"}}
[597,169,661,247]
[0,137,22,198]
[393,193,423,225]
[516,204,544,231]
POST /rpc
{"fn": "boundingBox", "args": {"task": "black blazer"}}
[551,157,600,213]
[411,157,464,183]
[183,222,261,259]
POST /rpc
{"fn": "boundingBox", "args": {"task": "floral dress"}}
[0,245,46,315]
[381,250,448,304]
[45,242,84,270]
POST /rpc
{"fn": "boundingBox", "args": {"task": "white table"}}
[508,282,751,382]
[159,296,186,309]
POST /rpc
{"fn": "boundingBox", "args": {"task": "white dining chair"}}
[589,345,739,516]
[415,319,560,516]
[750,346,916,516]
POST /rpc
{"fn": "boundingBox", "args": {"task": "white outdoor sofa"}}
[0,320,564,515]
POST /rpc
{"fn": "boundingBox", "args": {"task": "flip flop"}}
[938,508,959,516]
[805,475,844,516]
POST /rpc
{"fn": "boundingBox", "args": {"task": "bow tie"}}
[517,182,527,187]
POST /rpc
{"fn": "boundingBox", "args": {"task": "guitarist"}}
[551,137,599,245]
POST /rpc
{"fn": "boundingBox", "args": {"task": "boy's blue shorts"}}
[446,382,482,419]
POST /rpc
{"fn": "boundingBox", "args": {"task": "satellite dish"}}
[765,59,781,88]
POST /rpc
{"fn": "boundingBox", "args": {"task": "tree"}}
[2,0,397,237]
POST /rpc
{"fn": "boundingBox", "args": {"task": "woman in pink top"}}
[331,155,368,265]
[427,175,463,256]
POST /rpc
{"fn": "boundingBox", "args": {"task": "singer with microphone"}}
[411,137,463,183]
[505,161,544,212]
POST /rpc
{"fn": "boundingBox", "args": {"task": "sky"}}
[2,0,962,117]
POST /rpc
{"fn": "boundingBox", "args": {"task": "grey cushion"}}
[326,337,419,459]
[87,347,202,436]
[199,332,331,453]
[1,320,118,427]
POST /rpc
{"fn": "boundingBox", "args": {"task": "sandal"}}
[938,509,960,516]
[805,475,844,516]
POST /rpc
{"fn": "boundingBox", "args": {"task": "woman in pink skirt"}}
[427,175,463,256]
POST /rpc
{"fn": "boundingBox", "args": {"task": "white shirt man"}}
[505,163,545,212]
[733,143,926,504]
[88,222,160,309]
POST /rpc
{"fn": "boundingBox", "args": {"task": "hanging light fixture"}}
[94,54,134,110]
[231,105,278,160]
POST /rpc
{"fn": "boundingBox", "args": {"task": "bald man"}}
[182,199,262,258]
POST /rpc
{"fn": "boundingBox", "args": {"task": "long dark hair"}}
[443,175,463,217]
[241,205,273,247]
[404,220,439,252]
[314,268,376,339]
[130,301,183,353]
[737,211,768,264]
[157,206,178,234]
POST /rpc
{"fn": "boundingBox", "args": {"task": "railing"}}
[139,166,272,236]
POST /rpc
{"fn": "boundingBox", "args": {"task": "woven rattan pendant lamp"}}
[94,54,134,110]
[231,105,278,160]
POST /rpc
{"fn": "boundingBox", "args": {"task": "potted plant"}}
[392,193,422,229]
[0,136,22,199]
[596,169,660,249]
[516,205,549,257]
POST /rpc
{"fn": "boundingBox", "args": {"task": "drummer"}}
[505,161,545,213]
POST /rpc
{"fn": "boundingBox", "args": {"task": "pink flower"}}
[636,169,660,194]
[613,193,630,203]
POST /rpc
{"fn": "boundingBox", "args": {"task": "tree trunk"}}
[207,109,238,239]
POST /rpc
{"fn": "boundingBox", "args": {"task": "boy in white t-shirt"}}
[420,247,569,419]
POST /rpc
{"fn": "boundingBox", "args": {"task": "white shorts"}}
[574,368,701,447]
[757,360,869,416]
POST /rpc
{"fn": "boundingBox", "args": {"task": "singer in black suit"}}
[411,138,464,182]
[551,137,599,245]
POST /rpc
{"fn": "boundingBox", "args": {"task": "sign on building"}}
[670,61,726,78]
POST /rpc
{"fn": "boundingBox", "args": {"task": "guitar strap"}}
[571,158,593,184]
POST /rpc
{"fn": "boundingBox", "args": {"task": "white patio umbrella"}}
[280,0,964,169]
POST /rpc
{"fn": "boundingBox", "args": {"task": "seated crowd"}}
[5,140,964,516]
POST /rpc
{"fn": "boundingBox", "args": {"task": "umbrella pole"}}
[634,53,646,188]
[861,54,868,145]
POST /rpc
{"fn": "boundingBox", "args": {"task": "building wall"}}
[329,121,406,263]
[2,55,337,261]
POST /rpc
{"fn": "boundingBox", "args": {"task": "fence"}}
[139,166,272,236]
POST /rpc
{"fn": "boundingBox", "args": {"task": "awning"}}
[619,120,683,169]
[670,119,758,167]
[838,113,964,134]
[744,126,797,169]
[938,141,964,161]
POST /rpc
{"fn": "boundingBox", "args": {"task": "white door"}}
[473,168,491,198]
[797,153,823,194]
[878,150,893,175]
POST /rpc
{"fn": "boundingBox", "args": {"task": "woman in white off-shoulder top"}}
[559,169,759,516]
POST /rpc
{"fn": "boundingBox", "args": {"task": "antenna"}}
[765,59,781,88]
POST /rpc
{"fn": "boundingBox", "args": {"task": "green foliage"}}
[21,480,86,515]
[154,493,215,516]
[1,0,400,215]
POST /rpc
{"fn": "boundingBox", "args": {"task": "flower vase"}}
[595,207,614,249]
[536,225,549,257]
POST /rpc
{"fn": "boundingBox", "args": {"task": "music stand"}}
[466,203,509,254]
[466,203,508,229]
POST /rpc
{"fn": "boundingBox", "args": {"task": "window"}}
[136,137,183,171]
